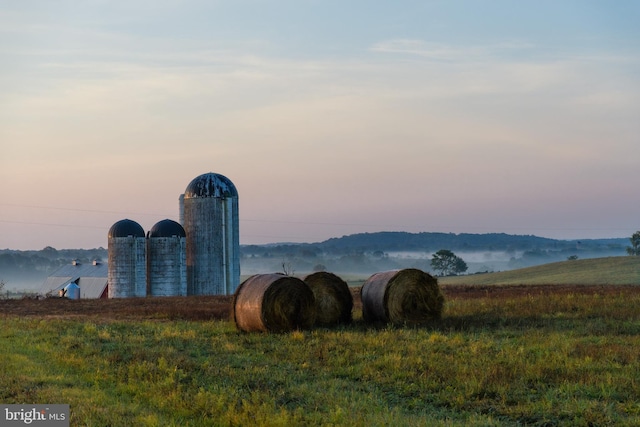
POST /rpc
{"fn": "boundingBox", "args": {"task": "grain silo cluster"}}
[108,172,239,298]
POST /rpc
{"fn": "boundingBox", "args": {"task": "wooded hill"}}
[242,231,627,257]
[315,232,624,253]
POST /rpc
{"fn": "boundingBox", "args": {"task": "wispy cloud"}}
[369,39,536,61]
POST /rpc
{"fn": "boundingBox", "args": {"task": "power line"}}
[0,203,386,228]
[0,203,634,235]
[0,219,108,230]
[0,203,173,217]
[0,202,389,228]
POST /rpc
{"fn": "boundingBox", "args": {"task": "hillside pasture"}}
[439,256,640,286]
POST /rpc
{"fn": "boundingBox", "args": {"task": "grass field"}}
[439,256,640,286]
[1,257,640,426]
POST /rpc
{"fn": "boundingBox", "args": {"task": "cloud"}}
[369,39,536,61]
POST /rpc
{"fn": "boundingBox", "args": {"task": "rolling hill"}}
[439,256,640,286]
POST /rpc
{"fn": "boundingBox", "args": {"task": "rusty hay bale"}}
[233,274,317,332]
[303,272,353,327]
[361,268,444,325]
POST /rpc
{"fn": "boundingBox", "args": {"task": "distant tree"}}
[430,249,468,276]
[300,248,319,258]
[41,246,58,257]
[281,259,295,276]
[627,231,640,256]
[567,255,579,261]
[312,264,327,272]
[372,250,386,258]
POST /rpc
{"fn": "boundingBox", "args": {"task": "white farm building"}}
[39,259,108,299]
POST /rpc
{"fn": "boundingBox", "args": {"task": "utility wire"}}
[0,203,633,234]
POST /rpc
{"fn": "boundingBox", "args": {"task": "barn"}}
[39,259,108,299]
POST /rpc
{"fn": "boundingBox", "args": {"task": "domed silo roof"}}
[184,172,238,199]
[108,219,145,238]
[148,219,186,238]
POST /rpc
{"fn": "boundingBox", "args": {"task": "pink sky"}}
[1,1,639,250]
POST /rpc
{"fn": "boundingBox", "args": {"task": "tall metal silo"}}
[178,193,185,226]
[147,219,187,296]
[183,172,240,295]
[108,219,147,298]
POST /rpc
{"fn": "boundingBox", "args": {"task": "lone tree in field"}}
[627,231,640,256]
[430,249,468,276]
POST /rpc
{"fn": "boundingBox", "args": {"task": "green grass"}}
[2,288,640,426]
[440,256,640,286]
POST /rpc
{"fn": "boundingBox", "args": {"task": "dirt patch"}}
[2,284,639,322]
[0,295,234,321]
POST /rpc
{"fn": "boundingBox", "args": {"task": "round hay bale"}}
[233,274,317,332]
[303,272,353,326]
[361,268,444,325]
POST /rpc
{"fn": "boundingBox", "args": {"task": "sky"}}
[1,0,639,250]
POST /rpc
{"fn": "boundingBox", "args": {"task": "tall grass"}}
[2,290,640,426]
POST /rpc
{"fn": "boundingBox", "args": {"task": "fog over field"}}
[240,247,628,277]
[1,231,631,293]
[387,251,523,262]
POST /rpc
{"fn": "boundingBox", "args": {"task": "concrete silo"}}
[178,193,185,225]
[182,172,240,295]
[108,219,147,298]
[147,219,187,296]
